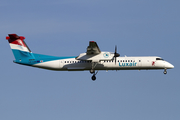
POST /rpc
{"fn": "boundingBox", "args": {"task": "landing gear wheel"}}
[90,69,95,74]
[92,75,96,81]
[90,70,98,81]
[164,68,167,74]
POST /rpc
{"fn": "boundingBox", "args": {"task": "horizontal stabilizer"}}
[6,34,25,43]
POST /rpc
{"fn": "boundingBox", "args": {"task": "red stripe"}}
[10,39,27,47]
[7,34,27,47]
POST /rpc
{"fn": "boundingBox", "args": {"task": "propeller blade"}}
[114,45,120,64]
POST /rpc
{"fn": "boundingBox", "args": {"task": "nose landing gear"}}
[164,68,167,74]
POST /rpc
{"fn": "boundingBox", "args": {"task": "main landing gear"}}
[163,68,167,74]
[90,70,98,81]
[92,75,96,81]
[90,62,98,81]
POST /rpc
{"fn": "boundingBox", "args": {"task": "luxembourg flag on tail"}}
[6,34,31,52]
[6,34,35,62]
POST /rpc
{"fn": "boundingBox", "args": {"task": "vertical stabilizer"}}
[6,34,35,63]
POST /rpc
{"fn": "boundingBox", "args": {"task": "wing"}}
[86,41,101,55]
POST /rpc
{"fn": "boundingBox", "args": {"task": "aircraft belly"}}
[64,63,91,71]
[32,60,60,70]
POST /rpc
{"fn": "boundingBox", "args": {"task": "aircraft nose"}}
[166,62,174,69]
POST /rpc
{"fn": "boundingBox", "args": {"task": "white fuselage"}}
[32,56,174,71]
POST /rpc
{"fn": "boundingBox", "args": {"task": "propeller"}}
[114,45,120,64]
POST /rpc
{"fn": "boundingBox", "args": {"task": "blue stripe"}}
[12,49,35,60]
[12,49,76,65]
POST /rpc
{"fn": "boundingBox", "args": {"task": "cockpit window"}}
[156,58,164,61]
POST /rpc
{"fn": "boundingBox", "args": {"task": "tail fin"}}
[6,34,35,63]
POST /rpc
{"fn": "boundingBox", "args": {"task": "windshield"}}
[156,58,164,61]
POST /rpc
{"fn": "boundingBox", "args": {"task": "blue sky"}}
[0,0,180,120]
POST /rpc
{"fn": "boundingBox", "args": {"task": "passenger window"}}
[128,60,130,62]
[139,60,141,62]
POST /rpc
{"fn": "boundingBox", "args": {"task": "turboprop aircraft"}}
[6,34,174,81]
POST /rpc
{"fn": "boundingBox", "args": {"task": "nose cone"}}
[166,62,174,69]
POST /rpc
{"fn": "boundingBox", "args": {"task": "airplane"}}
[6,34,174,81]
